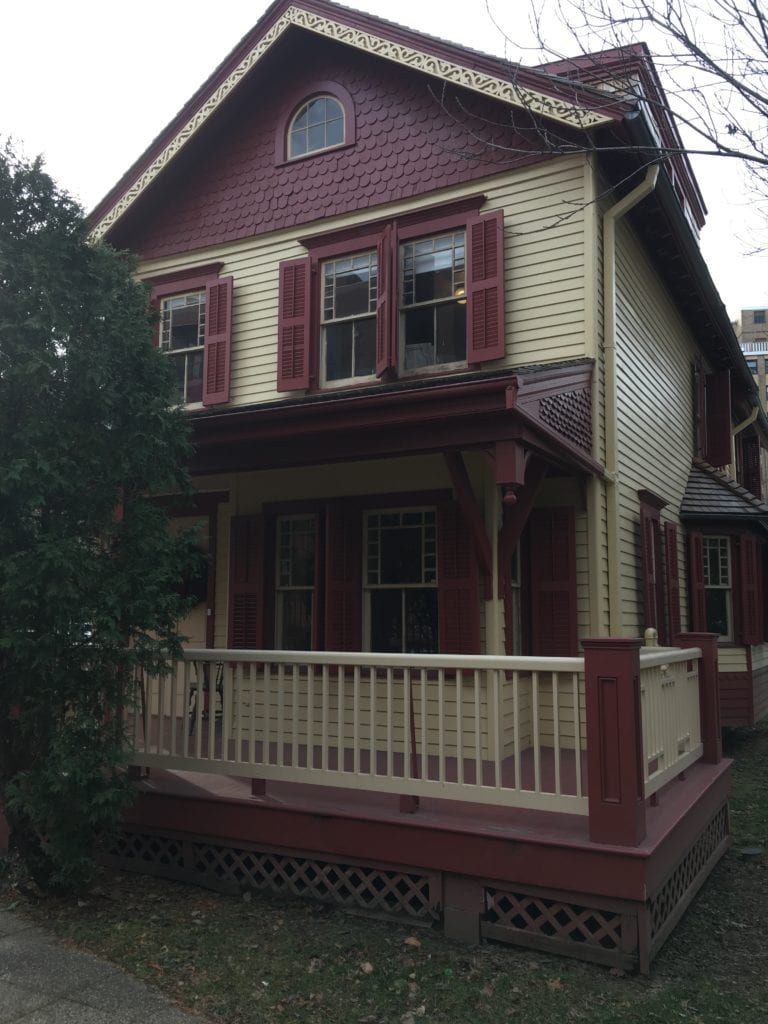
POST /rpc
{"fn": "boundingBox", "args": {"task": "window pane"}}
[308,123,325,153]
[370,589,403,653]
[290,129,307,157]
[326,117,344,147]
[436,301,466,363]
[170,353,186,400]
[306,97,327,126]
[186,350,204,403]
[325,323,353,381]
[404,589,438,653]
[705,589,729,637]
[379,525,423,584]
[403,307,435,369]
[335,263,374,318]
[278,517,316,586]
[278,591,313,650]
[354,318,376,376]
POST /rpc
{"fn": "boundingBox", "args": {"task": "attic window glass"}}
[160,290,206,403]
[289,96,344,158]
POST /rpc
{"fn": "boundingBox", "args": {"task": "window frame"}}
[147,263,232,408]
[275,82,356,165]
[281,194,504,393]
[319,248,379,388]
[701,534,734,641]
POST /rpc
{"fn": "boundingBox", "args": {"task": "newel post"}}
[677,632,721,764]
[583,637,646,846]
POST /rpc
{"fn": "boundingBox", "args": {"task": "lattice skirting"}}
[646,802,730,963]
[107,830,439,922]
[481,885,639,970]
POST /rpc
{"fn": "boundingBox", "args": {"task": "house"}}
[734,307,768,413]
[87,0,768,970]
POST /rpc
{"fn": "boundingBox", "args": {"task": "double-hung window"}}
[321,252,377,384]
[160,290,206,403]
[275,514,318,650]
[277,202,504,392]
[400,231,466,371]
[364,508,438,653]
[149,268,234,407]
[702,536,733,639]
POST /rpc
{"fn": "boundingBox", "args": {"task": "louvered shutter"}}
[375,225,394,377]
[529,507,577,657]
[228,515,264,649]
[742,434,762,497]
[437,501,481,654]
[325,503,362,651]
[466,209,505,364]
[202,276,233,406]
[664,522,681,643]
[277,258,311,391]
[640,505,659,635]
[739,532,763,644]
[688,531,707,632]
[703,370,732,467]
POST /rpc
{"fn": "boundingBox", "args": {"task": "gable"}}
[108,33,573,259]
[90,0,621,246]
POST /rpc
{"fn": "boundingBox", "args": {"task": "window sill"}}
[275,141,355,168]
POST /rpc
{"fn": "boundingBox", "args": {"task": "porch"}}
[119,634,729,972]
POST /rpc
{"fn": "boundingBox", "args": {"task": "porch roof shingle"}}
[680,457,768,524]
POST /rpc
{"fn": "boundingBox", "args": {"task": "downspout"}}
[602,164,659,636]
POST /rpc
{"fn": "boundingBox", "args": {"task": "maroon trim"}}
[275,80,357,164]
[443,451,493,597]
[264,489,452,515]
[583,638,646,847]
[149,269,222,301]
[300,195,486,255]
[142,263,225,288]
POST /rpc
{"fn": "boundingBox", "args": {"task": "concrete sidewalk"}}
[0,909,209,1023]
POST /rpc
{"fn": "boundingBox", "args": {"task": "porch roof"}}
[681,457,768,526]
[189,362,604,479]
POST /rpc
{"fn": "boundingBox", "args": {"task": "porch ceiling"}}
[189,363,603,478]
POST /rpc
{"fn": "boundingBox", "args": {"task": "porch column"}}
[583,637,646,846]
[677,632,721,764]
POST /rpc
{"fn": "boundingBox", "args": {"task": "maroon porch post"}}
[583,638,646,847]
[677,632,721,764]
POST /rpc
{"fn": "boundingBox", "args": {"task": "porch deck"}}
[118,636,730,972]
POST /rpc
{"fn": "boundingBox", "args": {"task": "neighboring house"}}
[89,0,766,970]
[735,306,768,413]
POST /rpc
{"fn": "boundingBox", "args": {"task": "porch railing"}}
[639,647,703,796]
[128,635,720,840]
[131,650,588,815]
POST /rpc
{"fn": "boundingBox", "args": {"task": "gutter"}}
[600,163,659,636]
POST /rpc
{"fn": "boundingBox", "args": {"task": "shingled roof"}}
[680,457,768,526]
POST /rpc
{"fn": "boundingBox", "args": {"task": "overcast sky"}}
[4,0,766,319]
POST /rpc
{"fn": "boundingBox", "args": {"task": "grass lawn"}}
[2,726,768,1024]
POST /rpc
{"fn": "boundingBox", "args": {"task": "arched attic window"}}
[278,84,356,163]
[288,94,345,158]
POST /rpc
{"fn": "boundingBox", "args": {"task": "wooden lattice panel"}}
[192,844,437,920]
[539,388,592,452]
[483,888,623,951]
[110,831,184,870]
[649,804,729,938]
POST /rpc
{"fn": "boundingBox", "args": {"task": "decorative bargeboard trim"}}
[91,5,612,240]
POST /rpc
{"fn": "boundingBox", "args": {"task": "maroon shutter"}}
[150,296,161,349]
[277,258,311,391]
[202,276,233,406]
[466,209,505,364]
[228,515,264,649]
[742,434,762,497]
[325,503,362,651]
[739,533,763,644]
[639,505,658,634]
[437,501,481,654]
[688,531,707,632]
[664,522,681,643]
[529,507,577,656]
[694,361,706,456]
[375,225,394,377]
[704,370,731,467]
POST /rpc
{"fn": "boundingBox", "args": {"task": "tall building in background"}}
[735,307,768,409]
